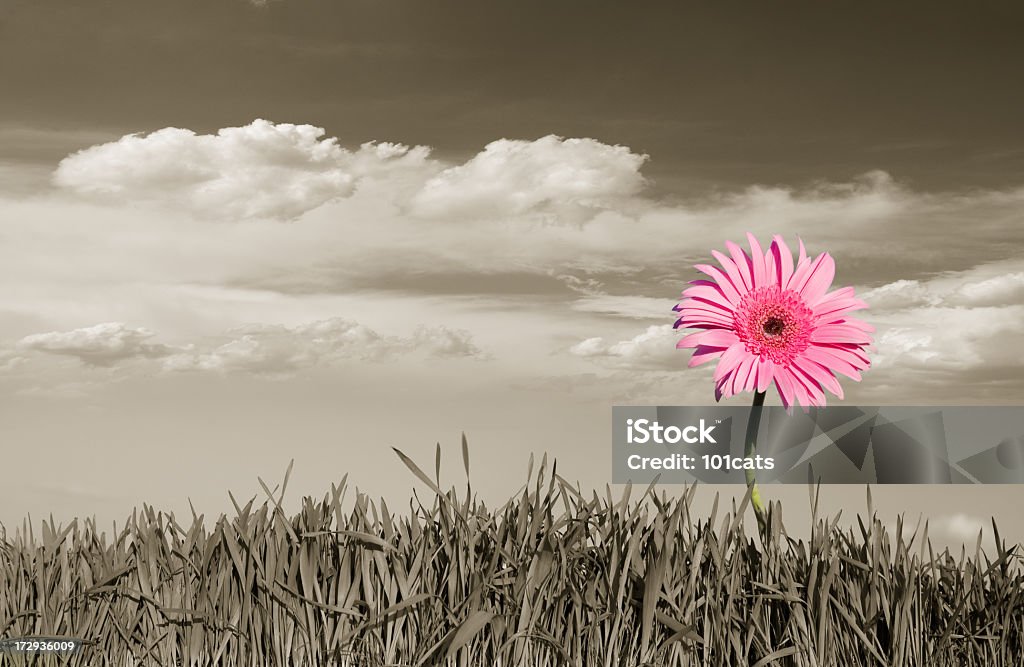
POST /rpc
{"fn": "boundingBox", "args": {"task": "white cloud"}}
[409,135,647,220]
[860,262,1024,382]
[407,325,485,359]
[53,120,434,221]
[17,322,177,366]
[7,121,1024,404]
[890,512,987,545]
[162,317,485,376]
[933,513,986,540]
[948,272,1024,307]
[569,324,679,370]
[11,317,485,379]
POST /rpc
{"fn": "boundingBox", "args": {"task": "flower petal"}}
[711,250,752,299]
[831,317,875,333]
[769,235,794,288]
[681,283,734,310]
[732,355,756,397]
[713,342,748,383]
[795,252,836,306]
[786,366,824,408]
[694,263,743,305]
[792,358,842,401]
[787,249,825,294]
[811,324,873,345]
[746,232,767,287]
[774,371,796,409]
[813,287,868,321]
[715,375,728,401]
[803,344,865,380]
[677,329,739,349]
[755,357,775,392]
[725,240,754,291]
[791,357,832,391]
[786,368,811,406]
[688,345,727,367]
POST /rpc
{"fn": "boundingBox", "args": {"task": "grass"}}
[0,435,1021,666]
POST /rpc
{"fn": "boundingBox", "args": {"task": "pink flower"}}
[673,233,872,409]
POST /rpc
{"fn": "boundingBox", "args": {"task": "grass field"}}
[1,438,1021,666]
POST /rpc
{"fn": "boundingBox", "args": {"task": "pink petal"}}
[688,345,727,367]
[803,344,864,380]
[814,293,868,321]
[725,240,754,291]
[746,232,767,287]
[770,235,794,288]
[694,264,743,305]
[830,317,875,333]
[787,263,812,293]
[676,317,734,331]
[774,371,795,409]
[744,356,761,393]
[732,355,756,396]
[677,297,735,315]
[811,324,872,345]
[711,250,751,299]
[838,345,871,367]
[793,358,843,400]
[681,283,734,310]
[713,342,748,383]
[676,303,735,325]
[814,285,855,306]
[787,368,811,406]
[756,357,775,392]
[677,329,739,349]
[684,291,738,315]
[787,249,823,293]
[795,253,836,306]
[676,319,732,331]
[715,375,728,401]
[788,367,824,408]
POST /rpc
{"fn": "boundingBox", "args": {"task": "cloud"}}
[17,322,176,367]
[12,317,485,378]
[409,135,647,220]
[570,324,679,370]
[11,121,1024,404]
[53,120,434,221]
[931,513,987,541]
[855,261,1024,400]
[889,512,987,545]
[859,264,1024,311]
[162,317,485,376]
[50,123,648,225]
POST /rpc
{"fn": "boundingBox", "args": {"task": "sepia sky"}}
[1,0,1023,548]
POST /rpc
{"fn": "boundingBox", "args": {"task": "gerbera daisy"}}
[673,233,872,409]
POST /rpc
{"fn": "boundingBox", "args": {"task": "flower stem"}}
[745,390,768,530]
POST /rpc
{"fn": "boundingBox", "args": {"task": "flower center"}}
[762,317,786,336]
[733,286,813,365]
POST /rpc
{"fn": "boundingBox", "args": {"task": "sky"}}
[1,0,1023,549]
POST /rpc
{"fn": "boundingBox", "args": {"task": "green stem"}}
[744,390,768,530]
